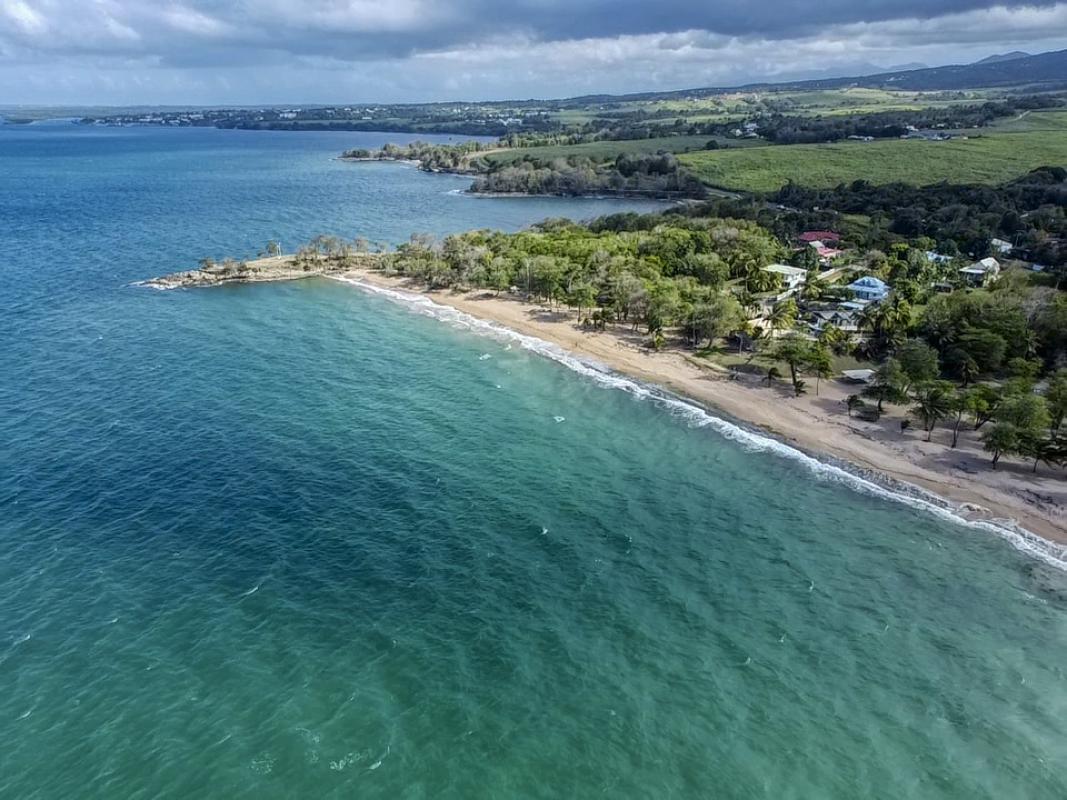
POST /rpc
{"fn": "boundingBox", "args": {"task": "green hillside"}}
[678,112,1067,192]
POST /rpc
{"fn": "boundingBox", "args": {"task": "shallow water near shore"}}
[2,124,1067,798]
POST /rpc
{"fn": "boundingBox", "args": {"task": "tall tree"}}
[909,381,955,442]
[807,343,834,396]
[568,282,597,324]
[863,358,907,412]
[1045,369,1067,433]
[765,335,811,397]
[983,423,1019,469]
[767,298,797,335]
[894,340,940,392]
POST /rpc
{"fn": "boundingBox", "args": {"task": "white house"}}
[960,257,1001,286]
[762,263,808,292]
[990,238,1013,255]
[925,251,953,264]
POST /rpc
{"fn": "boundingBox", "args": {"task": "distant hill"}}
[562,48,1067,105]
[974,51,1031,65]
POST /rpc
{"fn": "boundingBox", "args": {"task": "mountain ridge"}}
[560,48,1067,105]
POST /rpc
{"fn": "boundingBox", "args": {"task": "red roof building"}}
[798,230,841,244]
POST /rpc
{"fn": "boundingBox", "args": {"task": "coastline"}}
[137,254,375,289]
[337,267,1067,557]
[140,257,1067,559]
[339,154,719,200]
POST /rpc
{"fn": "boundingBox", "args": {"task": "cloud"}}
[3,0,47,34]
[0,1,1065,103]
[163,6,233,38]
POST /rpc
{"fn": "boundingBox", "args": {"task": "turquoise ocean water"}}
[1,123,1066,799]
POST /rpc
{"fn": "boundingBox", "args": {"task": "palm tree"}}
[818,323,847,355]
[767,298,797,336]
[910,382,954,442]
[735,289,759,315]
[803,274,828,302]
[765,334,810,396]
[746,267,782,294]
[807,343,833,396]
[858,296,910,355]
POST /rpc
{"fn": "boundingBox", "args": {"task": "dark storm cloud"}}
[0,0,1061,63]
[1,1,1065,104]
[457,0,1053,43]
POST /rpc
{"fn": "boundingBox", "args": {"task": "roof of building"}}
[848,276,888,290]
[799,231,841,243]
[925,251,952,263]
[763,263,808,277]
[962,257,1000,273]
[841,369,875,383]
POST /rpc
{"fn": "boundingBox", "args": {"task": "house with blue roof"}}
[847,276,889,303]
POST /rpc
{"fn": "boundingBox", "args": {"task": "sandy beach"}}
[341,267,1067,549]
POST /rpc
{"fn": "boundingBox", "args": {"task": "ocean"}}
[1,123,1065,799]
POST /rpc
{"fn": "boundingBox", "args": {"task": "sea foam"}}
[333,275,1067,571]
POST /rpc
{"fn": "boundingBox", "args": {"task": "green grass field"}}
[483,134,766,166]
[677,112,1067,192]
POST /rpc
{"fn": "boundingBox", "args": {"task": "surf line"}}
[332,275,1067,572]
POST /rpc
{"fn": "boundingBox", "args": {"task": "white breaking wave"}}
[332,275,1067,572]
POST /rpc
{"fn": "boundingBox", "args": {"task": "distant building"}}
[847,276,890,302]
[841,369,876,384]
[990,238,1013,254]
[960,257,1001,286]
[813,244,843,263]
[809,308,862,335]
[925,251,953,264]
[762,263,808,291]
[798,231,841,245]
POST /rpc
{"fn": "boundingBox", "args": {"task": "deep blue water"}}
[1,124,1066,799]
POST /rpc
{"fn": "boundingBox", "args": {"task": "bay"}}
[1,124,1065,799]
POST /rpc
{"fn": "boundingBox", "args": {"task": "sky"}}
[1,1,1066,105]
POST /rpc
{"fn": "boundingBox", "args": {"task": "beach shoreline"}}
[139,257,1067,555]
[338,267,1067,553]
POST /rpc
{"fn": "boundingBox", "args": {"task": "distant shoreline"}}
[338,153,724,200]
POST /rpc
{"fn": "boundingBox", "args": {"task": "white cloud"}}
[2,0,47,34]
[163,6,232,37]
